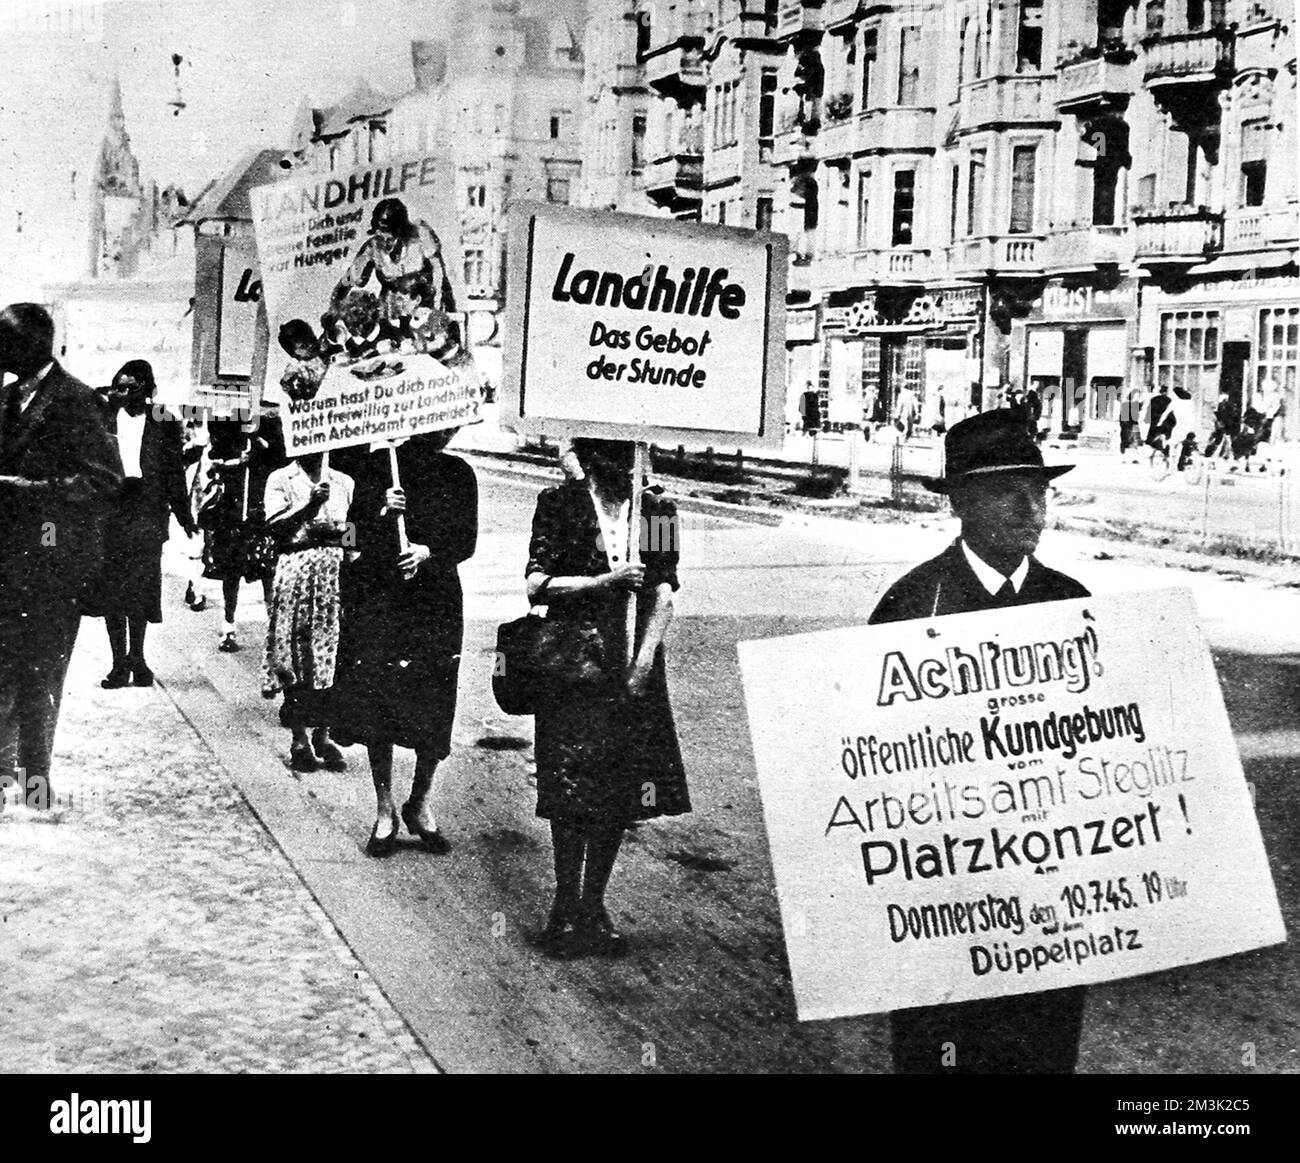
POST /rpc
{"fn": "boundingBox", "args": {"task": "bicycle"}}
[1146,436,1172,482]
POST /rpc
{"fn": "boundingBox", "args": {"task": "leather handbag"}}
[492,609,606,716]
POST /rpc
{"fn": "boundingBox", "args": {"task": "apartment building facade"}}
[766,0,1297,443]
[290,1,585,381]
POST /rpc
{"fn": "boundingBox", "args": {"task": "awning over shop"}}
[1189,251,1297,276]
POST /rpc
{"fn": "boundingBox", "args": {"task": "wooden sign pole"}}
[625,442,646,671]
[387,444,410,553]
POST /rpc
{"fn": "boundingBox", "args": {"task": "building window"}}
[547,176,570,204]
[494,104,506,134]
[631,113,646,170]
[756,195,773,231]
[759,68,777,139]
[861,28,877,108]
[466,183,487,209]
[1017,0,1044,72]
[1009,144,1038,234]
[897,27,920,105]
[949,163,960,242]
[967,150,986,235]
[1241,119,1269,207]
[891,168,915,246]
[1242,160,1266,207]
[636,11,650,59]
[549,110,570,140]
[464,247,487,289]
[957,18,969,86]
[857,169,872,247]
[1157,309,1220,406]
[717,201,727,225]
[1258,307,1298,397]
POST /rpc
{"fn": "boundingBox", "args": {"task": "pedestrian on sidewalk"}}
[1118,387,1142,457]
[0,303,122,809]
[196,418,280,651]
[524,438,690,959]
[262,452,354,772]
[86,360,196,689]
[331,429,478,856]
[180,417,208,611]
[869,409,1087,1074]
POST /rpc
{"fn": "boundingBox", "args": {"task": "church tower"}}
[88,76,146,277]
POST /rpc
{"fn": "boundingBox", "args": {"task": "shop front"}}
[819,286,982,434]
[1140,273,1299,443]
[1017,278,1137,444]
[785,304,819,429]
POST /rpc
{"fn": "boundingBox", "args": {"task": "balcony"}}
[959,75,1054,129]
[949,235,1045,277]
[1132,204,1224,264]
[1056,55,1135,114]
[814,248,933,292]
[1142,30,1233,89]
[788,251,815,297]
[642,149,704,214]
[1046,224,1132,270]
[771,121,817,168]
[1223,204,1300,250]
[775,0,824,41]
[644,43,705,99]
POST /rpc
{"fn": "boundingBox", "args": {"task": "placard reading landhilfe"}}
[501,202,787,448]
[250,151,480,451]
[738,588,1285,1021]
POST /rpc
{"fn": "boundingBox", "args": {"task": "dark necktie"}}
[995,579,1017,604]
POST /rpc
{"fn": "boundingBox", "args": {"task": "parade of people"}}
[1,0,1297,1116]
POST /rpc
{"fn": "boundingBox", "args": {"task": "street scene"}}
[0,0,1297,1091]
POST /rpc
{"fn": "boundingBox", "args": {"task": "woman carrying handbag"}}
[522,438,689,959]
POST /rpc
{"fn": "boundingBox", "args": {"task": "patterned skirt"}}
[262,547,343,699]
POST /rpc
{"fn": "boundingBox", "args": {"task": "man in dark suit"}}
[0,303,122,809]
[869,408,1088,1073]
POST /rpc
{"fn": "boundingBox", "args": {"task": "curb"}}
[462,450,785,526]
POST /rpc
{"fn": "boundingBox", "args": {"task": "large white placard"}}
[251,152,480,451]
[501,201,787,447]
[739,588,1285,1021]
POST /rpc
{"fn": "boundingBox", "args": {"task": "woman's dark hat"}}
[923,409,1072,493]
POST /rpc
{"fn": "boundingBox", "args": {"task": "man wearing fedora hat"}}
[869,408,1088,1073]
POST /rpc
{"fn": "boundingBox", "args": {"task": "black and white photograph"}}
[0,0,1297,1131]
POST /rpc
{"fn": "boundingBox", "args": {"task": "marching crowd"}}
[4,293,1120,1073]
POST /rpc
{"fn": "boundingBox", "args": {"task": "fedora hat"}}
[923,408,1072,493]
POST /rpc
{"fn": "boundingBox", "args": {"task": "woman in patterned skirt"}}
[525,438,689,958]
[262,452,354,772]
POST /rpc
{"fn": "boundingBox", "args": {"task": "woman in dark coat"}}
[331,429,478,856]
[525,438,689,959]
[196,417,282,651]
[87,360,196,687]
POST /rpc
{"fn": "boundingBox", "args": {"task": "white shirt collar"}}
[961,539,1029,596]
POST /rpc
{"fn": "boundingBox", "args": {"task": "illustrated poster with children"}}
[250,152,482,454]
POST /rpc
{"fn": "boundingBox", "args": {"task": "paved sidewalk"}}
[0,625,436,1074]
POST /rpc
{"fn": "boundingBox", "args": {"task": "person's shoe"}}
[578,905,629,958]
[287,742,318,773]
[535,905,583,960]
[101,666,131,689]
[217,632,240,653]
[365,812,400,858]
[400,801,450,854]
[183,582,207,611]
[312,739,348,771]
[131,661,154,687]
